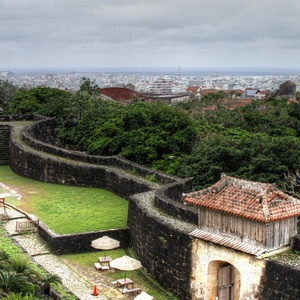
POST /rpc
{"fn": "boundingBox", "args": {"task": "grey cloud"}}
[0,0,299,68]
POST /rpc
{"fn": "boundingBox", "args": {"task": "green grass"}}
[0,225,23,255]
[0,165,128,234]
[60,249,177,300]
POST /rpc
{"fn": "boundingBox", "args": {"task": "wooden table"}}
[117,278,134,289]
[98,256,112,266]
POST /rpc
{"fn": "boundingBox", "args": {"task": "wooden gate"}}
[218,264,234,300]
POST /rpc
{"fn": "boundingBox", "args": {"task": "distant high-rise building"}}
[178,66,181,79]
[149,77,173,94]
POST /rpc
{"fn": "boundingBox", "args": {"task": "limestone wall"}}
[38,220,130,255]
[0,125,10,165]
[259,260,300,300]
[2,115,300,299]
[128,192,194,299]
[190,238,265,300]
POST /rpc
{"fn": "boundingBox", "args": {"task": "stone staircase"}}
[0,125,10,165]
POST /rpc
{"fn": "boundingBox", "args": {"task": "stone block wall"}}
[128,194,193,300]
[0,125,10,165]
[259,260,300,300]
[291,235,300,251]
[154,180,198,224]
[10,134,153,199]
[3,115,300,300]
[38,221,130,255]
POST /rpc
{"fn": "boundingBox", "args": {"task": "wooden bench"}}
[94,263,109,271]
[112,281,118,288]
[121,287,141,295]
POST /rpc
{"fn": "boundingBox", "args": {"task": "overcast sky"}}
[1,0,300,69]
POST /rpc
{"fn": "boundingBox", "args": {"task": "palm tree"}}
[2,292,39,299]
[0,270,35,295]
[40,274,62,298]
[9,255,41,284]
[0,250,10,262]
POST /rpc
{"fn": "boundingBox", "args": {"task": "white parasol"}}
[110,255,142,279]
[91,236,120,258]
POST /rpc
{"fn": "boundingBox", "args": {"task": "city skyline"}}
[1,0,300,69]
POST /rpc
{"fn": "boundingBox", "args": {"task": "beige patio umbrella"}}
[91,236,120,258]
[110,255,142,280]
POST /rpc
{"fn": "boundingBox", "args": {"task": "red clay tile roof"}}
[224,89,244,95]
[287,98,298,104]
[183,174,300,223]
[98,87,145,102]
[187,86,200,93]
[201,89,219,95]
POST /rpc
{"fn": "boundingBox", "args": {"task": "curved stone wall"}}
[4,115,195,298]
[2,114,300,300]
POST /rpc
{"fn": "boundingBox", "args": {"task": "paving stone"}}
[13,232,50,256]
[33,254,108,300]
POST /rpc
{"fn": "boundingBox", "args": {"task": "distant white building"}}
[0,71,14,78]
[149,77,173,94]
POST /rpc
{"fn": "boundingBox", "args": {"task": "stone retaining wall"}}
[2,114,300,299]
[291,235,300,251]
[21,116,178,185]
[38,221,130,255]
[259,260,300,300]
[128,193,193,299]
[0,125,10,165]
[154,180,198,224]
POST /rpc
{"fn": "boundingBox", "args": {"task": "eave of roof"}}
[190,228,266,256]
[183,174,300,223]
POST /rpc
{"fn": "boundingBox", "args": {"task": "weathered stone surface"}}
[2,114,300,300]
[259,260,300,300]
[291,235,300,251]
[0,125,10,165]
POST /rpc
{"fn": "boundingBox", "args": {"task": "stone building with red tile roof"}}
[184,174,300,250]
[182,174,300,299]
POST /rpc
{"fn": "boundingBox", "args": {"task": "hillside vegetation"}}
[3,84,300,197]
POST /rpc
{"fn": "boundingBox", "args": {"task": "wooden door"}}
[218,265,234,300]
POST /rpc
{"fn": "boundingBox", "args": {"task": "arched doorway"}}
[206,260,241,300]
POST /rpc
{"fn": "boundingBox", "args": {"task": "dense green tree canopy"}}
[10,87,71,117]
[69,101,197,169]
[7,86,300,194]
[0,80,19,114]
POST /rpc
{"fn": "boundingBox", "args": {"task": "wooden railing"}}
[16,220,39,232]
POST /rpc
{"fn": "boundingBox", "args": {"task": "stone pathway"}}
[1,205,109,300]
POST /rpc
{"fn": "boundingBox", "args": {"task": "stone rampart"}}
[21,117,178,185]
[128,192,195,299]
[291,235,300,251]
[2,114,300,300]
[38,220,130,255]
[154,180,198,224]
[0,125,10,165]
[259,260,300,300]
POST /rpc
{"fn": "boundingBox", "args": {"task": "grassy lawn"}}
[0,165,128,234]
[60,249,177,300]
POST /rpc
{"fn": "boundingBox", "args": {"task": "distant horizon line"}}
[2,66,300,77]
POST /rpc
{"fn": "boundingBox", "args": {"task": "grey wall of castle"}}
[128,194,193,299]
[1,114,300,300]
[259,260,300,300]
[4,115,195,298]
[0,125,10,165]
